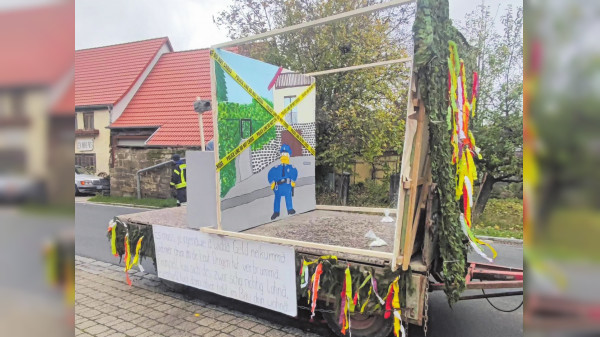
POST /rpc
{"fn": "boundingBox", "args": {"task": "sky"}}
[217,49,278,105]
[75,0,522,51]
[75,0,234,51]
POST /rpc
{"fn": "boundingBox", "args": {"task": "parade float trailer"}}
[108,1,523,336]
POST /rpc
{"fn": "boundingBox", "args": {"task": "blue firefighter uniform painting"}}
[267,144,298,220]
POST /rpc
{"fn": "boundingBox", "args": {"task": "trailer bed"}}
[117,206,427,269]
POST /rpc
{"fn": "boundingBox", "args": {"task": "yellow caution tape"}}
[210,49,316,171]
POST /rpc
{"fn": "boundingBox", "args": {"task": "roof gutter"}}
[107,125,160,129]
[75,104,113,111]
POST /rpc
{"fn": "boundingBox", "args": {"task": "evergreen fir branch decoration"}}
[413,0,475,305]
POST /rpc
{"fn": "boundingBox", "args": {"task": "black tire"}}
[74,185,80,196]
[323,310,393,337]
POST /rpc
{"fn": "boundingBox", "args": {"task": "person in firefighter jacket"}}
[170,154,187,206]
[267,144,298,220]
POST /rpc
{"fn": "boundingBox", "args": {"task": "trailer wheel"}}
[322,310,393,337]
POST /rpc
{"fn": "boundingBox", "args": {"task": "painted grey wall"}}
[186,150,217,229]
[221,156,316,232]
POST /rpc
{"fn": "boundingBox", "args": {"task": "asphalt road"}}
[75,200,157,274]
[75,201,523,336]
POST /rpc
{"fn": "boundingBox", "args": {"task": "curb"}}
[478,235,523,245]
[82,201,162,209]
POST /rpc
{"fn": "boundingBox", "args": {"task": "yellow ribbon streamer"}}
[392,277,402,337]
[473,235,498,260]
[306,255,338,265]
[345,267,355,313]
[359,274,373,313]
[109,221,118,257]
[124,234,131,272]
[303,255,337,300]
[449,41,498,263]
[132,236,143,266]
[44,243,58,285]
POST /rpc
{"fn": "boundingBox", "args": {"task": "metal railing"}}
[136,158,184,199]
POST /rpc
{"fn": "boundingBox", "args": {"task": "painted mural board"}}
[153,225,297,316]
[213,49,316,232]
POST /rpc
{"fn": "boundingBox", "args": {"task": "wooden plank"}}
[422,177,436,270]
[200,227,397,260]
[408,108,431,250]
[211,0,415,48]
[402,177,425,189]
[209,51,222,230]
[404,273,427,325]
[401,102,426,271]
[296,247,389,266]
[316,204,396,215]
[391,69,416,271]
[409,155,431,246]
[306,57,412,76]
[408,184,429,248]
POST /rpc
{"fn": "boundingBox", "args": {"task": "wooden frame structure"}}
[202,0,431,271]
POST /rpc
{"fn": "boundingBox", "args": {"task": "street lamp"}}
[193,98,211,151]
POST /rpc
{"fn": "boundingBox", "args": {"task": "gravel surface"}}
[245,210,395,252]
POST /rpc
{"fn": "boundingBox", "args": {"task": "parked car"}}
[75,166,109,195]
[0,175,46,203]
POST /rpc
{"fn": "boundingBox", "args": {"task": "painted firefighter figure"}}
[268,144,298,220]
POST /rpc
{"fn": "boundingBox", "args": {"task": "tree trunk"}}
[472,173,496,224]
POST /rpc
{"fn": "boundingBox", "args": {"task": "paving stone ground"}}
[75,255,322,337]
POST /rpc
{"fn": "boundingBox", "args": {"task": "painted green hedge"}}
[218,99,277,197]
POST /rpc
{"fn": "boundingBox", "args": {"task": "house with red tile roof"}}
[0,4,74,203]
[108,49,215,198]
[110,49,213,146]
[75,37,172,175]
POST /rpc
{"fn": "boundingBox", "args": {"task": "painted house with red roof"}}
[108,49,214,198]
[75,37,172,175]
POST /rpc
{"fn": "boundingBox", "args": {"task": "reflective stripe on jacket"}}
[170,163,187,189]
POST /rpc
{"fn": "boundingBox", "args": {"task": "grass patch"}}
[473,198,523,239]
[88,195,177,208]
[20,203,74,217]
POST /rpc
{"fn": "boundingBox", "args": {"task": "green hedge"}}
[218,99,276,197]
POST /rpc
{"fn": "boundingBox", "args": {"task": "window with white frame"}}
[283,96,298,124]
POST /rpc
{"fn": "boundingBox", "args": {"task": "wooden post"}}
[401,102,426,271]
[408,155,431,246]
[391,70,417,271]
[209,50,222,230]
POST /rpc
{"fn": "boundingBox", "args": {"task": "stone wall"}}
[250,123,316,174]
[110,147,188,198]
[296,123,316,156]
